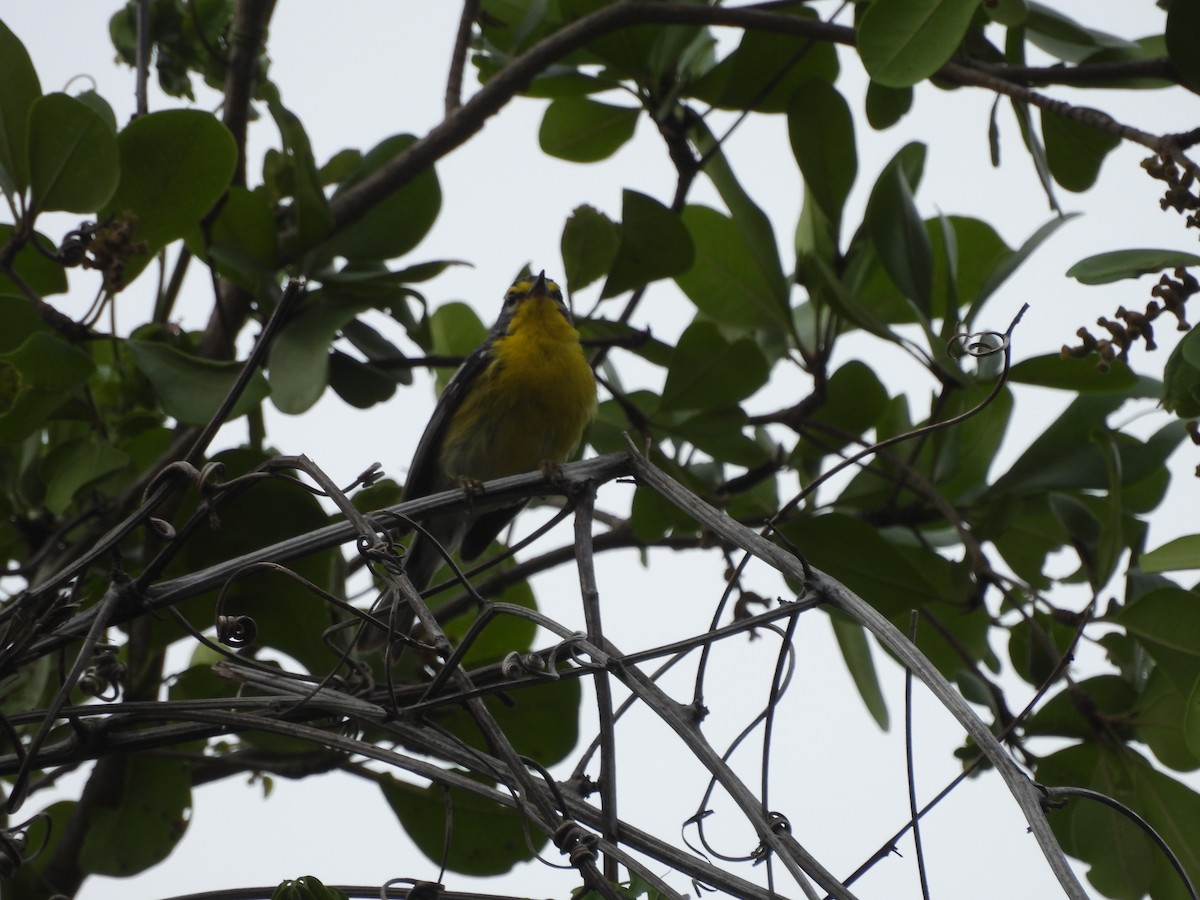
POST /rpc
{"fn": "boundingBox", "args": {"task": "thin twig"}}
[135,0,151,117]
[905,611,932,900]
[574,488,620,881]
[445,0,481,115]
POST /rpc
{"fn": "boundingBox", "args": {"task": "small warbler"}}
[367,270,596,649]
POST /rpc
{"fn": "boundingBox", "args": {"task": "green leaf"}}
[539,97,639,162]
[262,82,334,256]
[675,205,789,329]
[798,360,889,460]
[780,514,962,618]
[601,190,693,298]
[1011,96,1060,214]
[323,134,441,261]
[0,227,67,296]
[1067,249,1200,285]
[1025,675,1137,739]
[430,300,487,356]
[856,214,1015,324]
[831,613,889,729]
[78,757,191,876]
[73,89,117,133]
[41,436,131,516]
[1136,667,1200,773]
[160,448,343,671]
[1038,743,1199,900]
[102,109,237,285]
[0,332,94,443]
[969,212,1076,321]
[1008,611,1078,687]
[667,407,767,467]
[184,186,277,289]
[327,350,396,409]
[788,81,857,235]
[0,294,49,354]
[382,775,547,875]
[1009,354,1139,393]
[27,93,119,215]
[1167,0,1200,90]
[690,119,788,316]
[267,295,377,414]
[688,11,839,112]
[318,148,363,186]
[1025,4,1135,63]
[1040,108,1121,193]
[802,244,900,341]
[865,143,932,310]
[429,301,487,392]
[933,384,1014,503]
[989,393,1140,496]
[341,316,413,386]
[127,338,270,425]
[1141,536,1200,574]
[659,321,769,412]
[1164,328,1200,417]
[436,665,581,766]
[1122,588,1200,693]
[857,0,982,88]
[561,204,620,292]
[865,80,913,130]
[0,18,41,194]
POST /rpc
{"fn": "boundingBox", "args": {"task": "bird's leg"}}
[454,476,486,510]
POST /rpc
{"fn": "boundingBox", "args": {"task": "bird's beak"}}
[531,270,548,296]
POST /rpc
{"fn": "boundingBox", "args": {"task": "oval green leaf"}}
[1041,108,1120,193]
[865,145,932,310]
[561,204,620,292]
[324,134,441,261]
[28,93,119,214]
[1009,354,1139,393]
[688,12,839,112]
[600,189,693,298]
[1167,0,1200,90]
[127,338,270,425]
[0,18,42,193]
[0,332,94,443]
[865,80,913,130]
[675,204,789,329]
[659,320,769,412]
[788,81,857,234]
[382,776,546,876]
[1141,535,1200,574]
[539,97,639,163]
[102,109,237,285]
[78,757,191,876]
[0,226,67,296]
[1067,248,1200,285]
[1163,328,1200,416]
[858,0,982,88]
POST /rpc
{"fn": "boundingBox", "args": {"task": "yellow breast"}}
[441,296,596,482]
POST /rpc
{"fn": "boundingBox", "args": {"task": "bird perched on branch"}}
[365,270,596,650]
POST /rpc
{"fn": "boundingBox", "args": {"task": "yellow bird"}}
[368,271,596,648]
